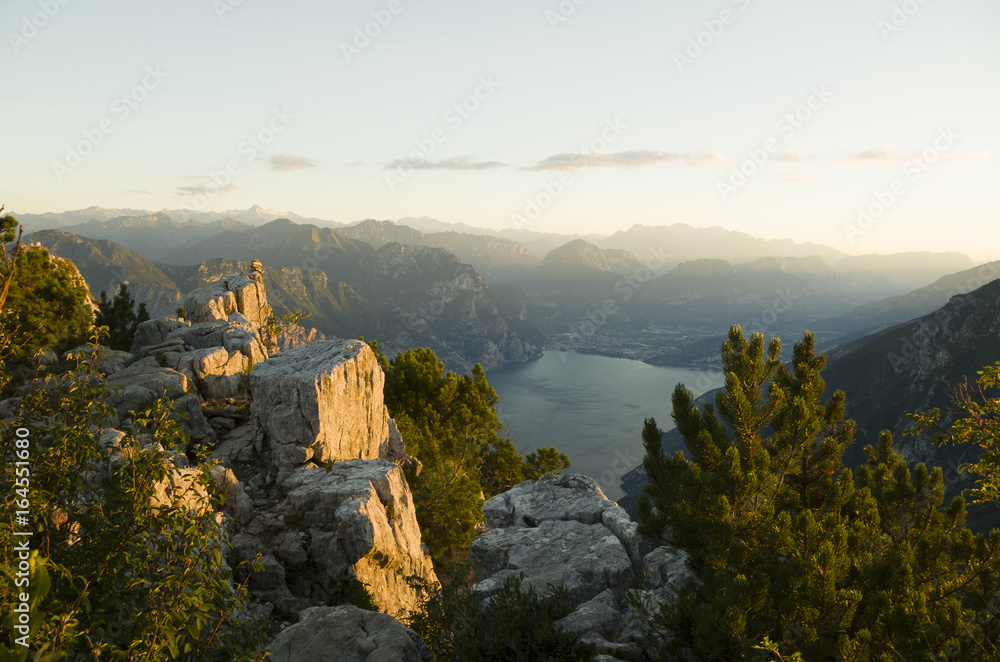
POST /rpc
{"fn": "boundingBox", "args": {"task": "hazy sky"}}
[2,0,998,259]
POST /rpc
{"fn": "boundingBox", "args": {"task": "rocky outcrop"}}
[184,272,272,328]
[265,605,429,662]
[234,460,437,620]
[471,473,692,661]
[130,318,187,356]
[249,340,403,481]
[63,344,136,377]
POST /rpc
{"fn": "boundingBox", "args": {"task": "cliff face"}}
[361,243,542,371]
[79,269,681,660]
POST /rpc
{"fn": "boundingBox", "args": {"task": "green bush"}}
[409,569,591,662]
[0,349,266,660]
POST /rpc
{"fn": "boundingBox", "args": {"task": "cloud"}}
[839,146,994,165]
[524,149,727,172]
[270,153,316,171]
[175,183,234,196]
[126,189,153,196]
[386,156,506,171]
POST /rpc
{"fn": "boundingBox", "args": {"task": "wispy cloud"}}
[270,153,316,171]
[839,146,993,165]
[0,97,87,119]
[524,149,727,172]
[386,156,506,171]
[126,189,154,196]
[176,184,234,196]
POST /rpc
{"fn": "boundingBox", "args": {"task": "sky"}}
[2,0,998,260]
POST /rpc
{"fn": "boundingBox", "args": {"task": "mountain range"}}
[15,206,987,375]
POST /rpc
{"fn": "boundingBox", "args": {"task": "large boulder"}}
[163,318,268,365]
[172,346,250,401]
[482,473,620,529]
[107,361,193,414]
[130,318,188,356]
[470,519,635,607]
[265,605,429,662]
[184,272,271,328]
[471,474,691,661]
[241,460,438,620]
[249,340,400,480]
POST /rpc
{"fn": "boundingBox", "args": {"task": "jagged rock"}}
[249,340,398,480]
[470,518,634,606]
[130,318,188,356]
[481,473,617,529]
[63,344,136,376]
[171,394,216,446]
[473,474,693,660]
[231,533,299,613]
[107,362,193,414]
[277,460,438,620]
[555,589,623,639]
[183,272,271,328]
[172,346,251,400]
[210,423,256,467]
[164,319,268,365]
[265,605,430,662]
[644,545,693,593]
[212,466,253,525]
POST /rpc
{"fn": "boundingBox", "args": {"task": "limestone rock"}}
[107,363,193,414]
[183,272,271,328]
[171,394,216,446]
[62,344,136,376]
[265,605,429,662]
[278,460,438,620]
[481,473,616,529]
[470,519,634,606]
[472,474,693,660]
[210,423,256,467]
[164,320,268,365]
[644,545,693,593]
[130,318,188,356]
[173,346,250,400]
[249,340,397,479]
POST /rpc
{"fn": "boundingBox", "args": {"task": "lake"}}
[487,351,725,501]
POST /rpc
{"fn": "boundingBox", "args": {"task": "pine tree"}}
[0,246,92,360]
[95,283,149,351]
[637,325,1000,661]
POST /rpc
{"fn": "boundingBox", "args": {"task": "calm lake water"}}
[487,351,725,501]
